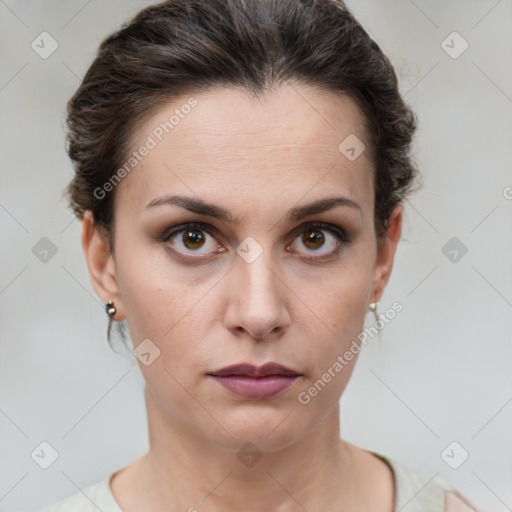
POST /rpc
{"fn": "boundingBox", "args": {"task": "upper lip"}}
[208,362,301,378]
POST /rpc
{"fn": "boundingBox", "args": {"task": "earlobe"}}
[370,204,403,304]
[81,210,123,318]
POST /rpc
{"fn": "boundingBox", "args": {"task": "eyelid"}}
[289,221,350,242]
[157,222,223,263]
[158,220,348,241]
[157,220,351,259]
[288,221,352,261]
[155,221,215,242]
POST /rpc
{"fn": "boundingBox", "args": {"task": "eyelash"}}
[156,221,352,262]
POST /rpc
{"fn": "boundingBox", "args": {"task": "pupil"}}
[303,230,324,249]
[183,230,204,249]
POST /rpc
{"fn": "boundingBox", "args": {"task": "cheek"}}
[294,288,365,411]
[114,239,216,371]
[115,219,373,359]
[112,234,179,347]
[297,357,357,408]
[313,265,372,337]
[298,264,372,391]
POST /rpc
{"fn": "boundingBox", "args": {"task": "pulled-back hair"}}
[63,0,421,349]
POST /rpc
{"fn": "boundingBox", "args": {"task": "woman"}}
[41,0,478,510]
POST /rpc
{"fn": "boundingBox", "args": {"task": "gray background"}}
[1,1,511,511]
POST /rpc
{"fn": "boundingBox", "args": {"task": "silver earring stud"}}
[105,300,116,318]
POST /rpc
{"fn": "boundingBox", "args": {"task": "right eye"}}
[159,222,226,259]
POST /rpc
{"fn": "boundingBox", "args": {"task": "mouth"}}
[207,362,301,399]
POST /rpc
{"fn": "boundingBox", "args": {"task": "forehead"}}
[116,84,374,220]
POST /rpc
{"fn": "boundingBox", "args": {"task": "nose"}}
[223,249,290,342]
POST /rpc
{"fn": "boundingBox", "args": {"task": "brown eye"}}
[290,222,350,260]
[159,222,224,258]
[301,228,325,250]
[181,229,206,250]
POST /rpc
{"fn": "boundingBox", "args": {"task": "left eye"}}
[288,222,348,259]
[159,222,349,260]
[293,224,346,256]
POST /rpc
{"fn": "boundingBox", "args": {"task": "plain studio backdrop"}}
[0,1,511,511]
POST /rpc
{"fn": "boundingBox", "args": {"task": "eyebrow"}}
[145,194,362,223]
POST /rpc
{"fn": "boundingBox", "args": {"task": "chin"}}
[199,409,310,454]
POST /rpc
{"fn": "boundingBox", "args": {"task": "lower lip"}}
[209,375,299,399]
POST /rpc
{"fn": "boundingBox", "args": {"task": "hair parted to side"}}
[63,0,422,351]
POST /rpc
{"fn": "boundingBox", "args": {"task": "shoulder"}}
[38,486,101,512]
[38,472,121,512]
[372,452,479,512]
[38,488,97,512]
[445,490,480,512]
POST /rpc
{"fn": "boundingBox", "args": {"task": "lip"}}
[210,375,299,399]
[207,363,301,399]
[208,362,301,378]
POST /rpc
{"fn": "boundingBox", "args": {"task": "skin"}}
[82,83,403,511]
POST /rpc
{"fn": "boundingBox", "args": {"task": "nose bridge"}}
[226,235,288,338]
[236,235,280,303]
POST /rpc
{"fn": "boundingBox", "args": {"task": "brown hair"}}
[63,0,421,350]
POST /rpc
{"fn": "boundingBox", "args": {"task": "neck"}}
[138,385,358,512]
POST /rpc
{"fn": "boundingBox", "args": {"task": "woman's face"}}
[84,84,401,452]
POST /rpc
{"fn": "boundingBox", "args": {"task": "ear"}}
[370,203,403,304]
[81,210,125,320]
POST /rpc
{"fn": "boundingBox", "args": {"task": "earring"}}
[105,300,116,318]
[368,302,379,322]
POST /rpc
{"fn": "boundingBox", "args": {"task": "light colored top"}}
[38,453,458,512]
